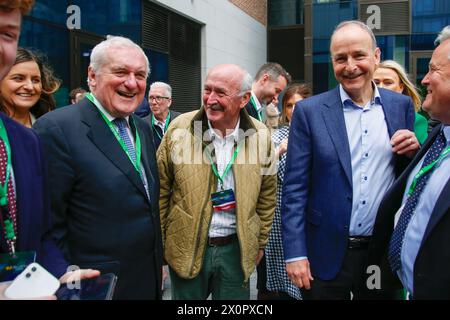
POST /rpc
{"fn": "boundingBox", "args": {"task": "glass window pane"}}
[70,0,142,43]
[29,0,69,25]
[19,19,70,108]
[268,0,304,27]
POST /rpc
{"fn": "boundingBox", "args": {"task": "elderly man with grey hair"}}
[157,64,277,300]
[143,82,180,149]
[369,25,450,300]
[33,35,163,299]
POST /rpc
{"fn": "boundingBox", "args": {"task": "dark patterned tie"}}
[388,131,447,272]
[113,118,149,198]
[0,138,18,253]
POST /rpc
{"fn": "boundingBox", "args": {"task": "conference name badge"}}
[211,189,236,213]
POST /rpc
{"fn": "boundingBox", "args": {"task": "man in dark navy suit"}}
[34,36,163,300]
[282,20,419,300]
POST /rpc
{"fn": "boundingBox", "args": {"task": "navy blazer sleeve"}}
[33,116,75,257]
[281,100,312,260]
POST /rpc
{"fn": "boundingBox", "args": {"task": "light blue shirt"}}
[340,85,396,236]
[398,126,450,295]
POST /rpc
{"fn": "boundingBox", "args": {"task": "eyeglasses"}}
[149,95,170,103]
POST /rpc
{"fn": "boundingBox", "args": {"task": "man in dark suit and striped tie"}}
[33,36,163,300]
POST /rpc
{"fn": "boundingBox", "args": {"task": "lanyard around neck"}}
[408,146,450,196]
[250,96,262,122]
[206,141,240,190]
[0,119,12,207]
[86,93,142,174]
[151,113,170,140]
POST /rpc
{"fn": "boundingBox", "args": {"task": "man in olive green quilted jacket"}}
[157,64,277,300]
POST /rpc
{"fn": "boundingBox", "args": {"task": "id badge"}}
[211,189,236,213]
[0,251,36,282]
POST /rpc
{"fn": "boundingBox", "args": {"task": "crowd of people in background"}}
[1,0,450,301]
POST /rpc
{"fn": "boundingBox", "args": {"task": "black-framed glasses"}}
[149,95,170,103]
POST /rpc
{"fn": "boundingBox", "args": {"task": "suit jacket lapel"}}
[321,88,352,186]
[419,125,449,244]
[379,91,398,137]
[130,115,155,196]
[81,101,148,198]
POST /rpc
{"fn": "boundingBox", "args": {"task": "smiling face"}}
[373,67,404,93]
[0,60,42,114]
[256,74,288,106]
[0,9,21,81]
[203,64,250,133]
[421,39,450,124]
[331,24,380,102]
[88,46,147,118]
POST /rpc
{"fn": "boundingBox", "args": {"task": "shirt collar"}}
[443,125,450,144]
[90,93,130,124]
[207,118,240,143]
[153,113,169,126]
[251,91,263,111]
[339,83,382,109]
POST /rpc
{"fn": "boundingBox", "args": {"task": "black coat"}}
[143,110,180,149]
[34,99,163,299]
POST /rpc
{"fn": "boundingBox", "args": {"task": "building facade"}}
[268,0,450,94]
[20,0,267,112]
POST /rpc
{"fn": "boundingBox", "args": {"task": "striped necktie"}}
[113,118,149,199]
[388,131,447,272]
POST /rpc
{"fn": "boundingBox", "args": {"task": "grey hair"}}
[238,71,253,96]
[150,81,172,97]
[90,35,150,76]
[435,25,450,46]
[331,20,377,51]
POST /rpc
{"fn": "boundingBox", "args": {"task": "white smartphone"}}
[5,262,60,299]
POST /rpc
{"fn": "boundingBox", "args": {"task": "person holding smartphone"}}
[0,0,99,299]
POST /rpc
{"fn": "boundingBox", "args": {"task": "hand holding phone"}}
[4,263,60,299]
[56,273,117,300]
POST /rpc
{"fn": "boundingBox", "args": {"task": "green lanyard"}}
[86,93,142,174]
[0,119,12,207]
[250,96,262,122]
[408,146,450,196]
[206,142,240,190]
[0,118,16,250]
[151,113,170,140]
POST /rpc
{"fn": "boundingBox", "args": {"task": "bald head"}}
[206,64,252,96]
[331,20,377,51]
[203,64,252,134]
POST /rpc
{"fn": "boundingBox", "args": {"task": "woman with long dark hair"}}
[0,48,60,127]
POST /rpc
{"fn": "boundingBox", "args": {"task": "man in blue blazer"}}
[33,36,163,299]
[368,26,450,299]
[281,21,418,299]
